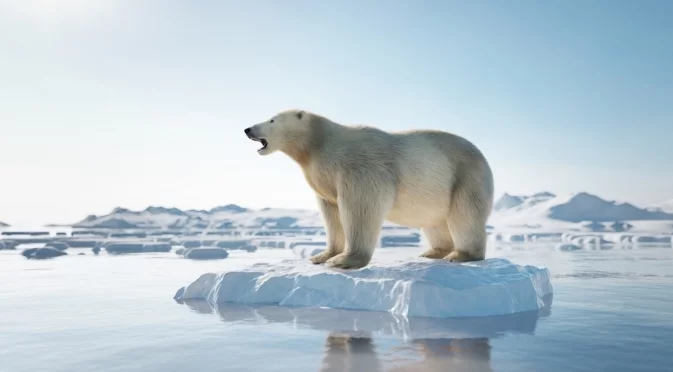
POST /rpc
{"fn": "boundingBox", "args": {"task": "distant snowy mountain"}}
[73,205,325,229]
[490,191,673,230]
[208,204,249,214]
[72,192,673,231]
[493,194,525,211]
[647,199,673,214]
[493,192,556,211]
[548,193,673,222]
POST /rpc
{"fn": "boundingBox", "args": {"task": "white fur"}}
[245,110,494,269]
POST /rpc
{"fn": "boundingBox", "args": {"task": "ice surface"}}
[174,258,552,318]
[105,242,172,254]
[554,243,583,251]
[292,243,326,259]
[44,242,70,251]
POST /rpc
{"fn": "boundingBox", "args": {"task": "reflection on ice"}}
[176,294,552,340]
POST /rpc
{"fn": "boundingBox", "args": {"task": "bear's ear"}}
[296,110,305,120]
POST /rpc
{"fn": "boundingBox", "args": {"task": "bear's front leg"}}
[325,180,393,270]
[310,197,345,264]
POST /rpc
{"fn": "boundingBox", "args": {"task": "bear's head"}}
[244,109,309,156]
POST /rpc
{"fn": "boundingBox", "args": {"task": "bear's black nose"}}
[244,128,251,135]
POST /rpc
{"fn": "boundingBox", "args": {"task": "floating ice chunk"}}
[141,242,172,252]
[554,243,583,252]
[174,258,553,318]
[184,247,229,260]
[105,242,172,254]
[36,249,62,259]
[380,232,421,247]
[22,247,67,259]
[632,235,671,244]
[105,243,144,254]
[503,234,526,242]
[214,240,251,249]
[240,244,258,252]
[601,234,624,244]
[568,236,612,248]
[182,241,202,248]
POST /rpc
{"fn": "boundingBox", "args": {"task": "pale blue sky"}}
[1,0,672,226]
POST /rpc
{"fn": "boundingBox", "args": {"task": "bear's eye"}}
[270,119,274,123]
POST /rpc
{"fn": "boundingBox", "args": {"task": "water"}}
[1,246,671,372]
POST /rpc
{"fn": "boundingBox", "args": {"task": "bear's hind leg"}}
[310,197,345,264]
[445,184,490,263]
[420,225,454,259]
[444,250,478,263]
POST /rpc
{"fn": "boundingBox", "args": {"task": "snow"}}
[489,191,673,232]
[73,205,329,230]
[174,258,552,318]
[493,193,526,211]
[648,199,673,214]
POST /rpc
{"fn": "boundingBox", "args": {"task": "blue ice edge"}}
[173,258,553,318]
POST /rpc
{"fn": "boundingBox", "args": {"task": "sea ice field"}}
[1,237,671,372]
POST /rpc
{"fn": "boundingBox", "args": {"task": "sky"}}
[1,0,672,226]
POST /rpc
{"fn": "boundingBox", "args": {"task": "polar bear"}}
[244,110,494,269]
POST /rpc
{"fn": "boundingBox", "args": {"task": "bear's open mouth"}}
[251,137,268,152]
